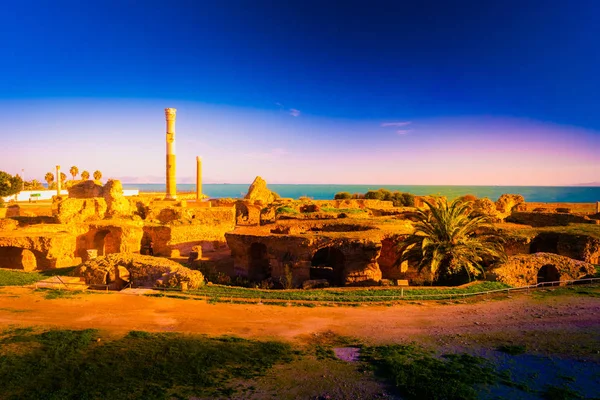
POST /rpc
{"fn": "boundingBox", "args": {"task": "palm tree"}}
[93,170,102,181]
[60,172,67,184]
[81,170,90,180]
[44,172,54,188]
[395,198,506,284]
[69,166,79,180]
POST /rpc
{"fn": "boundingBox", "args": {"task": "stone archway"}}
[537,264,560,284]
[93,230,117,256]
[310,247,346,286]
[248,243,271,281]
[0,247,39,271]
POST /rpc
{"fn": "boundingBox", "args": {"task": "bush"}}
[0,171,23,198]
[365,190,383,200]
[378,189,393,201]
[351,193,365,199]
[556,207,571,213]
[401,193,415,207]
[0,197,4,208]
[334,192,352,200]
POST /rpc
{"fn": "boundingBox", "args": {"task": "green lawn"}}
[0,267,77,286]
[0,328,294,400]
[185,281,510,303]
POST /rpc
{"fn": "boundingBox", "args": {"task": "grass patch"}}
[497,344,527,355]
[361,344,498,400]
[187,281,511,303]
[541,384,583,400]
[0,266,78,287]
[34,288,86,300]
[276,206,299,215]
[0,328,295,399]
[320,207,366,214]
[531,284,600,299]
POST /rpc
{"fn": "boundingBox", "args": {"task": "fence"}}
[147,277,600,304]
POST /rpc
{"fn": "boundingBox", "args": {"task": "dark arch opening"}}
[310,247,346,286]
[530,233,559,254]
[537,264,560,284]
[0,247,39,271]
[248,243,271,281]
[93,230,117,256]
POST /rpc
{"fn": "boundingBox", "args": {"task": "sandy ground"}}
[1,287,598,349]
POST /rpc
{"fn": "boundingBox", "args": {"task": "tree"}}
[0,171,23,197]
[60,172,67,184]
[395,198,506,284]
[81,170,90,180]
[93,170,102,181]
[334,192,352,200]
[24,180,44,190]
[69,166,79,180]
[44,172,54,188]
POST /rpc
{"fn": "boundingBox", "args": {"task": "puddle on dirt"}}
[333,347,361,362]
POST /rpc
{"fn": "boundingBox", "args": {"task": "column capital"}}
[165,108,177,121]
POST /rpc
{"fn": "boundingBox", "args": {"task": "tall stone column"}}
[165,108,177,200]
[196,156,202,200]
[56,165,61,196]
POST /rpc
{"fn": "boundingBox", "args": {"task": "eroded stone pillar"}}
[196,156,202,200]
[165,108,177,200]
[56,165,61,196]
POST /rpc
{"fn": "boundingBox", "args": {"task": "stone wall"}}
[492,252,596,287]
[0,231,77,269]
[516,202,598,214]
[507,212,596,227]
[225,230,383,286]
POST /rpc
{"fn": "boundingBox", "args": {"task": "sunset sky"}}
[2,1,599,185]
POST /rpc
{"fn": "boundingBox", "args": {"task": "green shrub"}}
[0,197,4,208]
[365,190,383,200]
[378,189,393,201]
[334,192,352,200]
[401,193,415,207]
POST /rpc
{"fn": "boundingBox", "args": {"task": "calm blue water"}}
[121,183,600,203]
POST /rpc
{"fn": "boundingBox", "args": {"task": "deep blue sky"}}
[2,1,599,184]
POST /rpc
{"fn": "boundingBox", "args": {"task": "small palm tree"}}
[69,166,79,180]
[395,198,506,284]
[93,170,102,181]
[81,170,90,180]
[44,172,54,188]
[60,172,67,184]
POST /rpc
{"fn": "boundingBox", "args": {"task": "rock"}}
[67,180,104,198]
[491,252,596,287]
[55,197,108,224]
[496,194,525,219]
[103,180,131,217]
[472,198,500,221]
[74,253,205,289]
[0,219,18,231]
[244,176,276,204]
[302,279,330,289]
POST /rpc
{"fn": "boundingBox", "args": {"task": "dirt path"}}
[1,287,599,347]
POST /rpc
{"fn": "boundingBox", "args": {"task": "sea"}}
[121,184,600,203]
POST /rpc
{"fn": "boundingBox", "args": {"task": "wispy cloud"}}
[396,129,412,135]
[289,108,301,117]
[381,121,411,127]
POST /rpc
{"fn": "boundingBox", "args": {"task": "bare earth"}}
[1,287,598,351]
